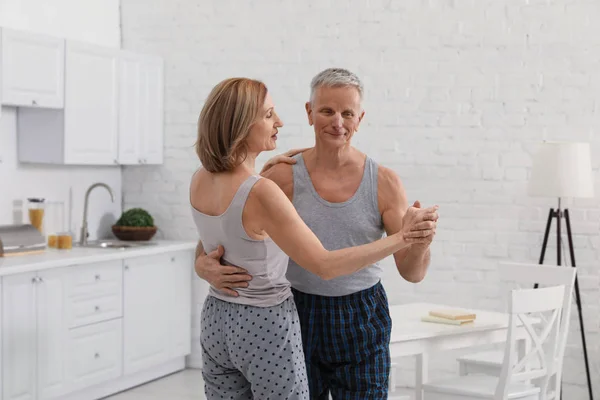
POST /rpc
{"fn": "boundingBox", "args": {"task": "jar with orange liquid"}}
[27,198,45,234]
[57,232,73,249]
[44,201,65,248]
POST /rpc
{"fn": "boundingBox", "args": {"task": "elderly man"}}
[195,68,437,399]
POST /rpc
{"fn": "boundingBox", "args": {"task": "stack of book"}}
[421,309,477,326]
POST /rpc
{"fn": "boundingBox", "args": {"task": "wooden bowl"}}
[111,225,157,241]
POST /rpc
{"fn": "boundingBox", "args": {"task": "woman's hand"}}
[260,147,311,174]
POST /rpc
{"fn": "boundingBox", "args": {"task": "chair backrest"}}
[496,262,576,400]
[496,284,565,400]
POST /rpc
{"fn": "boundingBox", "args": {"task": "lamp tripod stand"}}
[534,198,593,400]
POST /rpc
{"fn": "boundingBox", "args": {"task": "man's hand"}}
[403,200,438,247]
[260,147,311,175]
[195,245,252,297]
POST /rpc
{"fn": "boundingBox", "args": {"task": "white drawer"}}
[67,261,122,300]
[66,319,123,393]
[66,292,122,328]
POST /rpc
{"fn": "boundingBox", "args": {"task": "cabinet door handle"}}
[94,352,100,359]
[124,265,129,271]
[31,277,38,284]
[95,274,101,281]
[32,100,38,106]
[95,305,100,312]
[171,257,175,262]
[38,277,44,283]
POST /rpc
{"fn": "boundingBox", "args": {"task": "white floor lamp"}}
[528,141,595,400]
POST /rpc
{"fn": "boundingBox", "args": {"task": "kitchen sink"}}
[79,240,157,249]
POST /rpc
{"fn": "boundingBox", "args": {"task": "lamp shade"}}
[528,141,594,198]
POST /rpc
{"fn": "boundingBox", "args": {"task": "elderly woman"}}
[190,77,436,399]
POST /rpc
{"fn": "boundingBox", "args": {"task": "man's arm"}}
[194,240,252,297]
[378,167,436,283]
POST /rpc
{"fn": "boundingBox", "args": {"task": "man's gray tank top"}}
[286,154,386,296]
[191,174,292,307]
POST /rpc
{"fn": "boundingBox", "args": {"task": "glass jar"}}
[45,201,65,248]
[27,198,45,233]
[57,232,73,250]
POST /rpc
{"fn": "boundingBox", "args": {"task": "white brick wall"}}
[120,1,600,397]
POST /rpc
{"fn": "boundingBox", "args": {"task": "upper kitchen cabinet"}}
[1,28,65,109]
[0,26,167,165]
[63,41,119,164]
[118,51,164,165]
[17,40,120,165]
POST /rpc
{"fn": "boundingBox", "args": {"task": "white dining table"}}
[388,302,530,400]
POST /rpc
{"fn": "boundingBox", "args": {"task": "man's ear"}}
[356,110,365,131]
[305,102,314,126]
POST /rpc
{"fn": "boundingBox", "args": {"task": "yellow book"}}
[421,315,475,326]
[429,309,476,321]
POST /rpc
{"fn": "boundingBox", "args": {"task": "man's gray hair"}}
[309,68,364,103]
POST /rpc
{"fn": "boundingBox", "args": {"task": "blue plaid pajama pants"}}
[292,281,392,400]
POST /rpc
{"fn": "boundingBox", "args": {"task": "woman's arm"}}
[254,179,437,280]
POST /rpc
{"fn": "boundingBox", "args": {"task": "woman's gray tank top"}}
[285,154,386,296]
[191,174,292,307]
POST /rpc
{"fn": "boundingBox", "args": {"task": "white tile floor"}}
[104,368,413,399]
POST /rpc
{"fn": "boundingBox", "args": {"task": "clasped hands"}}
[401,201,439,248]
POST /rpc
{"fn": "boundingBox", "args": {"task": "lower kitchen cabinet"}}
[0,249,193,400]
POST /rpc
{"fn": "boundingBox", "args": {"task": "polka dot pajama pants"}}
[200,295,309,399]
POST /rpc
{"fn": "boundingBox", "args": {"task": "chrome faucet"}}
[80,183,115,246]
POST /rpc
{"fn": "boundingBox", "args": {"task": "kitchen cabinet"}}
[62,41,120,165]
[118,51,164,165]
[16,40,119,165]
[169,251,193,357]
[1,28,65,108]
[123,251,191,374]
[0,30,3,121]
[0,246,193,400]
[2,272,37,400]
[10,34,165,166]
[2,269,68,400]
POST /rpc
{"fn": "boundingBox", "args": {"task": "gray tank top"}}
[286,154,386,296]
[191,174,292,307]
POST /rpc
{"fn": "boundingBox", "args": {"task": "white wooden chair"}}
[456,262,576,400]
[421,283,567,400]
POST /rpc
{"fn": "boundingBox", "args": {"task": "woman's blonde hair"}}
[195,77,267,172]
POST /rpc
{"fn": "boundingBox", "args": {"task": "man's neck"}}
[308,144,355,172]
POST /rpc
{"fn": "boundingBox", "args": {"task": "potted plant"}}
[112,208,157,241]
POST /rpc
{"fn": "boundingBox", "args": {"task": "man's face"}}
[305,86,365,146]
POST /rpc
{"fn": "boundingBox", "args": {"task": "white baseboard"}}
[185,356,203,369]
[61,357,186,400]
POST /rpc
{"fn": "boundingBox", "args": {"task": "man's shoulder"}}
[377,165,403,191]
[376,164,406,213]
[261,163,294,198]
[261,162,293,184]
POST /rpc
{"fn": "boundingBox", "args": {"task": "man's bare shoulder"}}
[261,163,294,199]
[377,165,407,213]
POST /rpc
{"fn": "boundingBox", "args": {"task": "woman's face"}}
[246,92,284,154]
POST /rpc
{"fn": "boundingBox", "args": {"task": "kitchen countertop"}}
[0,240,197,277]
